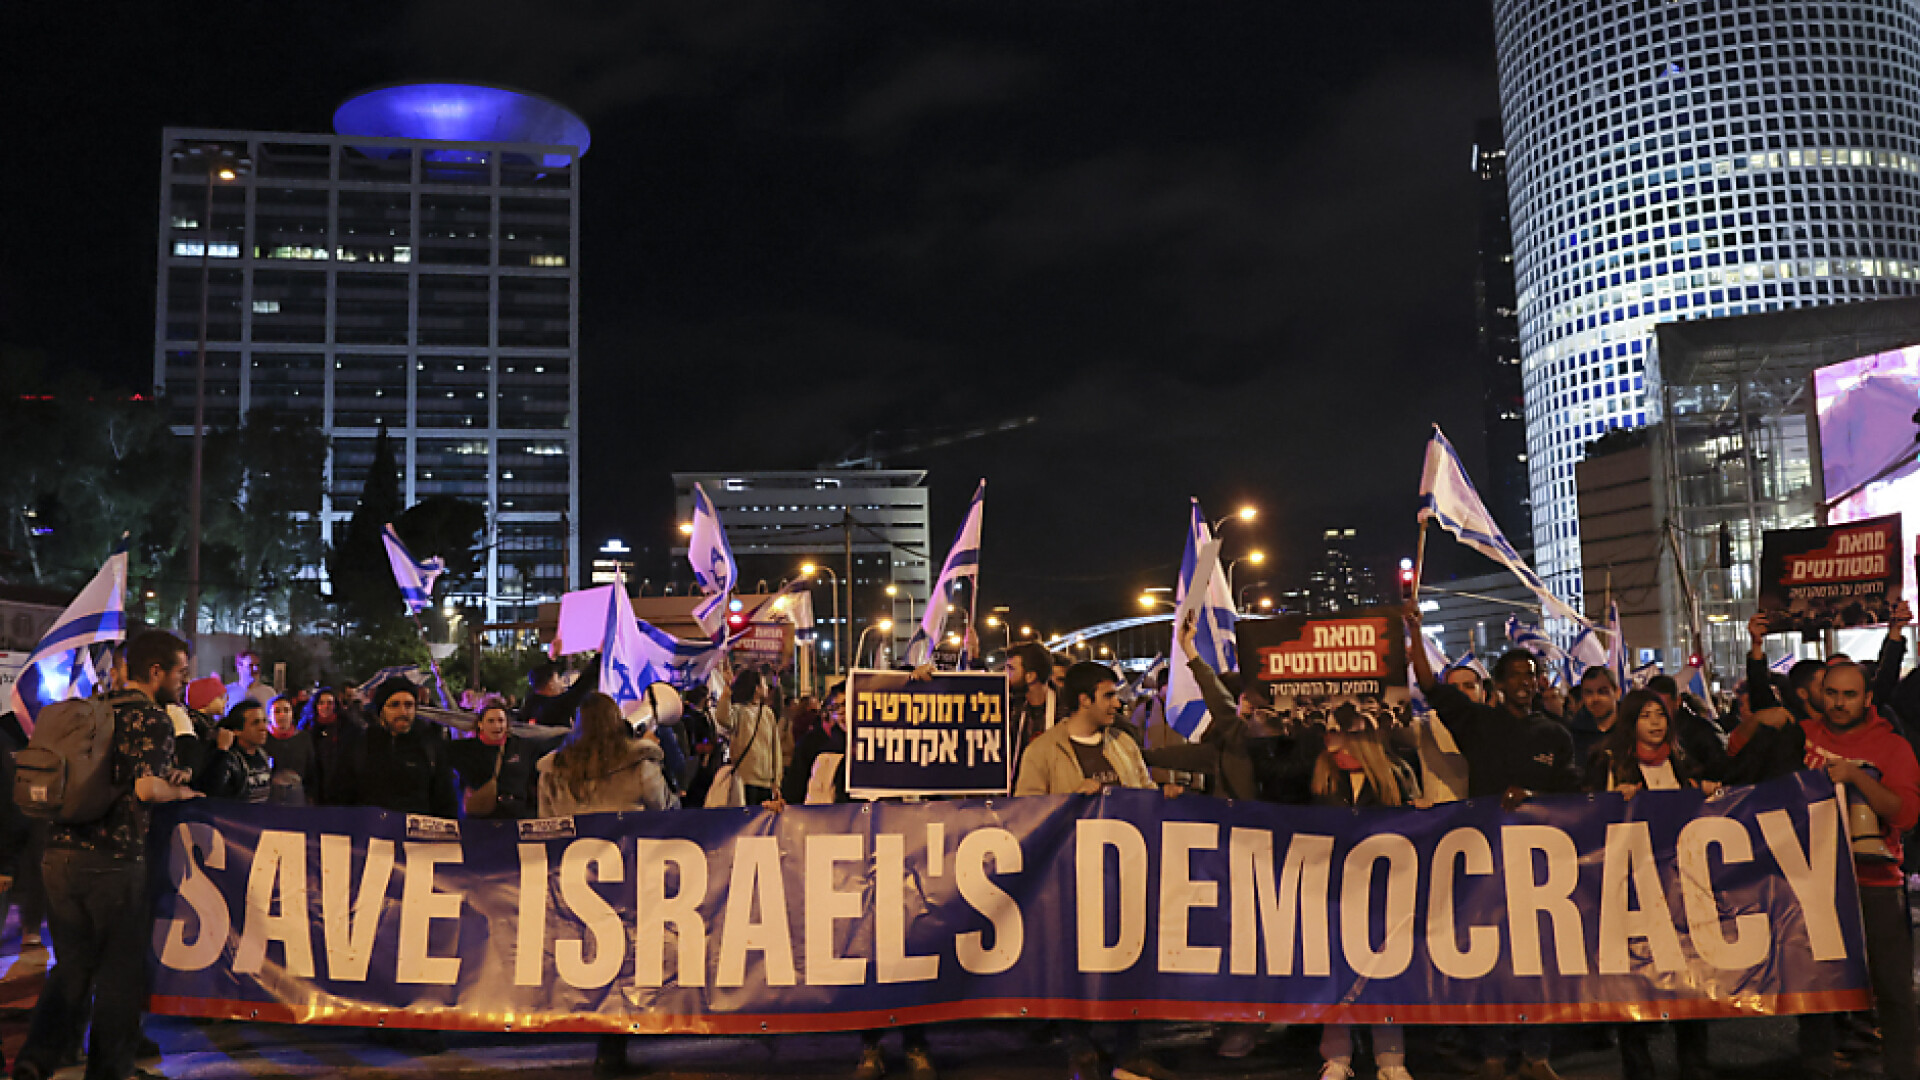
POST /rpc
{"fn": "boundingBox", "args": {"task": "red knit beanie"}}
[186,675,226,713]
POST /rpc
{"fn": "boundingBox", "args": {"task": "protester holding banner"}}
[1011,660,1176,1080]
[715,665,784,806]
[1307,705,1420,1080]
[1564,666,1621,764]
[1642,675,1730,780]
[1406,604,1572,1080]
[1799,657,1920,1080]
[14,630,201,1080]
[450,697,546,819]
[295,687,361,805]
[263,693,312,804]
[331,678,459,818]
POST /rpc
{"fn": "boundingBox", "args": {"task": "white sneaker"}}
[1319,1063,1355,1080]
[1378,1066,1416,1080]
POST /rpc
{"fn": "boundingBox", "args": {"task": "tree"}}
[394,495,489,640]
[327,424,402,630]
[193,410,328,633]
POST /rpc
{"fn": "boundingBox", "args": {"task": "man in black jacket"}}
[517,658,600,729]
[336,679,459,818]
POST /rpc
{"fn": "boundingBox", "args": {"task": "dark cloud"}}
[843,45,1047,138]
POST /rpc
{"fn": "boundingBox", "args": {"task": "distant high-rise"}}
[154,84,586,621]
[1306,528,1382,613]
[1473,118,1531,542]
[1491,0,1920,610]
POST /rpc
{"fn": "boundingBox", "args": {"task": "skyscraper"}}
[1491,0,1920,608]
[154,85,585,621]
[1473,118,1531,542]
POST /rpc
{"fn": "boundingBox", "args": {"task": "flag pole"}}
[1410,517,1430,600]
[407,610,453,710]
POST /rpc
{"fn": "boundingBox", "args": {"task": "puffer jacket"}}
[535,737,677,817]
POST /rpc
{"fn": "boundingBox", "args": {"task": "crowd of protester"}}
[0,598,1914,1080]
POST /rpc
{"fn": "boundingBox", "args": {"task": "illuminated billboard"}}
[1814,344,1920,612]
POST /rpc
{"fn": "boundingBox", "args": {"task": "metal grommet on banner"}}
[1257,1011,1266,1020]
[250,1010,258,1019]
[761,1021,769,1031]
[1020,1007,1029,1016]
[1517,1014,1526,1022]
[1662,1012,1670,1020]
[863,804,872,814]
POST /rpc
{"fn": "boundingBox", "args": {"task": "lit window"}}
[252,300,280,314]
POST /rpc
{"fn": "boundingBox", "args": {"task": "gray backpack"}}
[14,697,123,823]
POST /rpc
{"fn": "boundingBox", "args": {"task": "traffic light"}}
[1687,652,1703,670]
[1398,557,1416,599]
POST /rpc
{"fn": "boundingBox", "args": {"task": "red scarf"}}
[268,725,300,740]
[478,729,508,747]
[1634,741,1672,766]
[1332,750,1364,772]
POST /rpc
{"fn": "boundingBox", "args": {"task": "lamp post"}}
[801,563,842,676]
[985,607,1013,654]
[173,141,250,645]
[1138,593,1176,611]
[1225,549,1265,607]
[854,618,894,669]
[1211,505,1258,535]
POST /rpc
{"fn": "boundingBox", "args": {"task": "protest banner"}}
[732,623,794,670]
[845,668,1009,798]
[1237,605,1411,728]
[1759,514,1904,632]
[148,772,1869,1033]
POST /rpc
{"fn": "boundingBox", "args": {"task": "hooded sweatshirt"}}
[1802,707,1920,889]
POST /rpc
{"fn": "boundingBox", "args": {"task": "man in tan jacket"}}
[1012,662,1180,1080]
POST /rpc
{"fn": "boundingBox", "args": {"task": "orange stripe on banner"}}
[147,989,1875,1034]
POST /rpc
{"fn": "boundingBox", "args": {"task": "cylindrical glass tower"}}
[1491,0,1920,608]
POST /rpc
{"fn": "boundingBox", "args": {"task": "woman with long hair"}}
[535,692,674,1077]
[1581,689,1715,1080]
[297,686,362,805]
[1308,716,1420,1080]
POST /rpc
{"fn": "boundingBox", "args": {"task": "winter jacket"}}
[535,738,676,816]
[719,702,784,792]
[1801,707,1920,889]
[334,721,460,818]
[1581,743,1708,793]
[1014,721,1154,796]
[1425,682,1580,798]
[449,733,551,819]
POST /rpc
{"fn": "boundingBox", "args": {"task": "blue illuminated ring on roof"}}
[333,83,590,167]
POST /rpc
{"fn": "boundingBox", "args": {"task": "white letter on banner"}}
[321,834,396,983]
[1759,800,1848,961]
[1228,828,1332,977]
[1598,822,1686,974]
[515,844,548,986]
[397,843,464,985]
[955,828,1023,975]
[806,834,868,986]
[233,829,316,978]
[636,838,708,988]
[717,836,798,987]
[1428,827,1500,980]
[557,839,626,989]
[1158,821,1221,974]
[877,832,940,983]
[1677,816,1769,970]
[1077,820,1148,973]
[1501,825,1588,976]
[159,822,228,972]
[1341,833,1418,980]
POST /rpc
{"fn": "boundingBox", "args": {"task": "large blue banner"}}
[147,771,1870,1034]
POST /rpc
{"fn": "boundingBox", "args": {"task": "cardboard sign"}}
[845,668,1009,797]
[1236,604,1411,729]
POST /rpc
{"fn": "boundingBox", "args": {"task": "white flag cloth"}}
[1418,426,1590,627]
[381,523,445,615]
[599,569,657,720]
[1567,623,1610,682]
[1506,615,1570,686]
[906,480,984,667]
[1166,499,1238,740]
[9,545,128,730]
[687,483,738,641]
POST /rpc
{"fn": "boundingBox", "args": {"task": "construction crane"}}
[828,415,1039,470]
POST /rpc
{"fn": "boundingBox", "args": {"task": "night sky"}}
[5,1,1503,629]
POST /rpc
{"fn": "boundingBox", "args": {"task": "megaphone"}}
[629,682,683,732]
[1850,798,1896,862]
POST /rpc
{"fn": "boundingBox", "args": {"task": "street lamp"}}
[1226,549,1265,605]
[854,618,894,669]
[885,582,918,628]
[1237,580,1269,612]
[173,140,250,644]
[1019,624,1033,638]
[1211,505,1258,534]
[1139,593,1175,610]
[801,563,842,675]
[985,607,1013,652]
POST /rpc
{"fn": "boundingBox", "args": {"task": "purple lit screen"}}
[1814,345,1920,610]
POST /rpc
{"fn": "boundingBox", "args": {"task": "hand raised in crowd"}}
[1747,611,1770,656]
[1177,610,1200,661]
[214,727,235,752]
[1893,599,1913,634]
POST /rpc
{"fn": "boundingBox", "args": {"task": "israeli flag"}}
[1453,649,1491,680]
[1419,426,1591,627]
[381,523,446,615]
[1567,623,1610,684]
[1604,599,1630,689]
[1683,661,1719,719]
[600,569,661,720]
[9,543,129,730]
[906,480,985,667]
[687,483,737,642]
[1166,499,1238,740]
[1506,615,1569,685]
[353,664,426,698]
[1770,652,1799,675]
[1629,661,1661,689]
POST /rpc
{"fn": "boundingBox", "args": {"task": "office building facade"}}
[153,85,585,621]
[670,471,931,664]
[1474,118,1532,541]
[1492,0,1920,611]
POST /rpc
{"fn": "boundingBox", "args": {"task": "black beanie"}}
[369,677,418,715]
